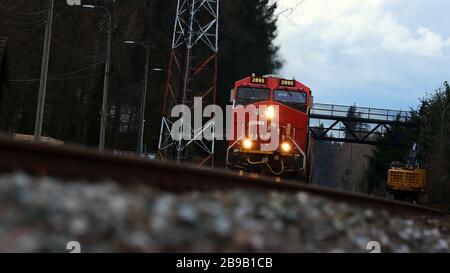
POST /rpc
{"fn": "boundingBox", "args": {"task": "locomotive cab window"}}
[235,87,270,105]
[274,90,307,112]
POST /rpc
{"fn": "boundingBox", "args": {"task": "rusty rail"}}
[0,136,445,217]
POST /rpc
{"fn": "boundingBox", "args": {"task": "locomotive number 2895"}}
[251,77,266,84]
[280,79,295,87]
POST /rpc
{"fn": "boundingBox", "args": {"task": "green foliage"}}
[344,104,368,140]
[363,118,416,194]
[414,82,450,162]
[413,81,450,203]
[218,0,282,106]
[344,104,359,139]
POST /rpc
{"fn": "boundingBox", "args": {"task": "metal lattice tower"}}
[158,0,219,166]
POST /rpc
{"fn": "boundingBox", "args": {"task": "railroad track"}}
[0,135,445,218]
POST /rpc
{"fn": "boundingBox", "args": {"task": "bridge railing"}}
[309,121,387,141]
[311,103,413,123]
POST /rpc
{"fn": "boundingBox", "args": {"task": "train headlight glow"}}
[281,142,292,152]
[265,106,276,120]
[243,139,253,150]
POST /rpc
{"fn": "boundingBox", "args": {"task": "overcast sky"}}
[275,0,450,110]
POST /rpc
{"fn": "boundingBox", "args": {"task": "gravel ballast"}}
[0,172,449,253]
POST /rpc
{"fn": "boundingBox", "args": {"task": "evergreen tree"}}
[363,116,416,195]
[413,82,450,204]
[344,104,367,140]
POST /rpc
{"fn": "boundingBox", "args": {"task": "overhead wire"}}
[48,60,106,78]
[0,3,46,16]
[5,3,108,85]
[0,1,51,35]
[50,12,109,63]
[10,72,105,83]
[10,61,106,83]
[2,12,45,22]
[13,13,60,33]
[4,18,47,26]
[2,2,116,97]
[14,21,46,32]
[54,35,107,60]
[0,7,56,33]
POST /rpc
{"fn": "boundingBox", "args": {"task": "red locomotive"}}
[226,75,314,181]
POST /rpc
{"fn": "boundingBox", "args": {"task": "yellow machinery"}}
[387,167,426,192]
[386,144,427,203]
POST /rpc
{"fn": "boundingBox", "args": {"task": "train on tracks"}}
[226,75,314,181]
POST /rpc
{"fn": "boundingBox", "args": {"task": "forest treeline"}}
[364,82,450,206]
[0,0,282,152]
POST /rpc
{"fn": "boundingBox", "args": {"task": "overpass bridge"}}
[309,103,417,145]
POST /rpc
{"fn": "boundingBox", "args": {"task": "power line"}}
[0,3,46,16]
[4,14,61,32]
[48,60,106,78]
[5,18,46,26]
[54,35,107,60]
[10,73,104,83]
[2,9,48,24]
[14,21,46,32]
[50,13,109,64]
[10,61,106,82]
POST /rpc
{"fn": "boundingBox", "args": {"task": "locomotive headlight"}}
[265,106,275,120]
[281,142,292,152]
[243,139,253,150]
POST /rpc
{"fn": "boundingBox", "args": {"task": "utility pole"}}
[138,49,150,156]
[99,10,111,152]
[84,5,112,152]
[124,41,151,156]
[72,4,112,151]
[34,0,55,141]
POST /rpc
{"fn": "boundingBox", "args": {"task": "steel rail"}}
[0,136,445,218]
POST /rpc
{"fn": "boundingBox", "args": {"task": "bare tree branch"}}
[275,0,305,20]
